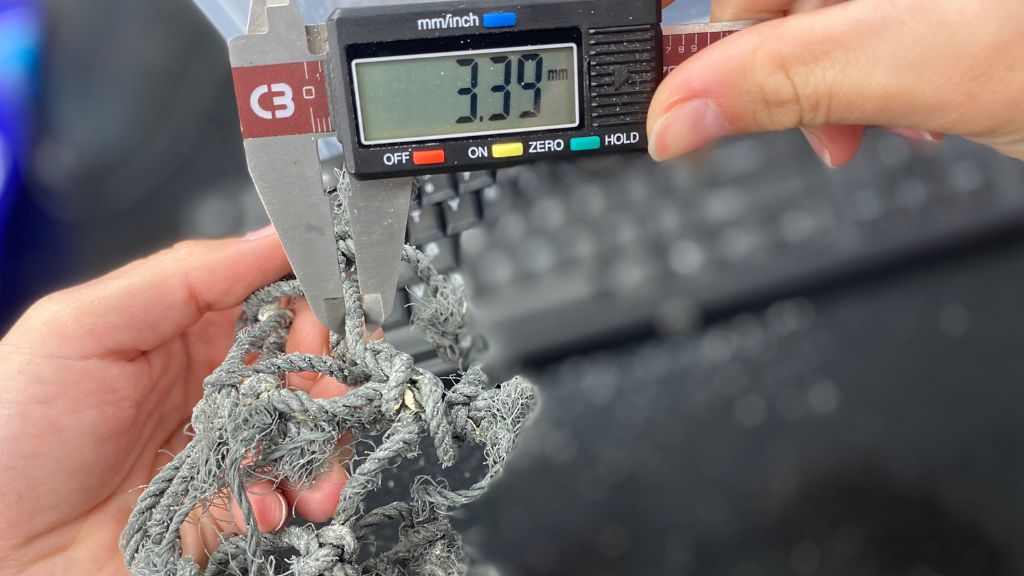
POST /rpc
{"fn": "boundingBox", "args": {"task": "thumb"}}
[648,1,982,161]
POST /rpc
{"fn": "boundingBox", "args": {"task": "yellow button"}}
[492,142,524,158]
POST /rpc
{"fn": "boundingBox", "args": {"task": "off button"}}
[413,149,446,165]
[492,142,524,158]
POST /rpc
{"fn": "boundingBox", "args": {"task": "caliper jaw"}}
[346,177,412,335]
[230,0,412,336]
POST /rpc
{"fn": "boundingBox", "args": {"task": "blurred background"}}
[4,1,1024,575]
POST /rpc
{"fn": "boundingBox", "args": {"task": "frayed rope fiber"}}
[120,172,538,576]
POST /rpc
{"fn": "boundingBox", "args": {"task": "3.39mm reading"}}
[455,53,569,124]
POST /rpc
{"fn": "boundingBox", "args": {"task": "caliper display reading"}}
[352,43,579,145]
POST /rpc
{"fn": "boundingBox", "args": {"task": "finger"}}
[648,2,977,161]
[885,127,944,143]
[180,507,211,566]
[181,308,248,402]
[282,442,351,523]
[711,0,842,21]
[279,319,363,522]
[13,225,290,358]
[180,492,235,567]
[229,481,290,534]
[800,124,865,168]
[284,298,330,391]
[712,0,791,21]
[282,379,351,521]
[282,376,352,522]
[309,375,352,399]
[289,298,350,397]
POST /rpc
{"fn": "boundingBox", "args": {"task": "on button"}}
[413,149,446,165]
[492,142,524,158]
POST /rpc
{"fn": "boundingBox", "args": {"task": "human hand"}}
[650,0,1024,165]
[0,228,349,574]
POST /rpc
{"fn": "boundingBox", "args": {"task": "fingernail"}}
[649,99,731,161]
[800,128,834,168]
[889,128,941,142]
[273,492,289,531]
[245,224,276,240]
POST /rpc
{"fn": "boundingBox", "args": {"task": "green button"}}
[570,136,602,152]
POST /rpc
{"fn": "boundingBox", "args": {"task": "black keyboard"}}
[385,130,1024,369]
[463,243,1024,575]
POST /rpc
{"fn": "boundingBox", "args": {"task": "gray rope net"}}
[120,172,537,576]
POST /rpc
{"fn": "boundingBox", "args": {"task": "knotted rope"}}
[120,173,537,575]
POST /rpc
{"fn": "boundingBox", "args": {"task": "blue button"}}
[483,12,517,28]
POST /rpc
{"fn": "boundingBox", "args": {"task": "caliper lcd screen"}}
[352,43,579,145]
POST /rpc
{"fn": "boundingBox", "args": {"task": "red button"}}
[413,149,446,165]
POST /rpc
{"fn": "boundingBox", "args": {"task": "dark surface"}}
[463,232,1024,576]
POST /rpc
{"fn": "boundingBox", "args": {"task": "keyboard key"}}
[529,197,568,231]
[481,183,514,221]
[667,239,707,277]
[717,226,770,262]
[510,163,550,199]
[472,249,517,289]
[874,133,914,169]
[516,237,558,276]
[407,283,429,302]
[494,212,529,245]
[601,215,641,248]
[456,171,495,194]
[894,177,929,210]
[778,209,825,245]
[459,227,491,258]
[602,247,660,295]
[701,187,747,224]
[418,174,457,205]
[708,137,768,181]
[850,186,887,222]
[495,165,528,192]
[442,193,483,235]
[407,204,444,245]
[554,224,598,263]
[421,237,459,274]
[948,159,988,195]
[567,183,609,220]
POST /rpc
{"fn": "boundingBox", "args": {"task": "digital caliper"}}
[229,0,751,335]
